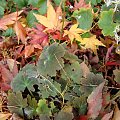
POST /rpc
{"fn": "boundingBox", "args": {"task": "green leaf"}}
[0,6,4,17]
[73,8,93,30]
[28,0,39,7]
[38,77,61,98]
[80,72,105,95]
[37,43,65,76]
[8,92,28,116]
[73,96,87,115]
[98,9,117,36]
[36,99,51,115]
[113,69,120,83]
[2,28,15,37]
[61,61,83,84]
[13,0,28,9]
[26,11,37,27]
[38,0,47,15]
[114,11,120,23]
[24,95,38,118]
[11,64,38,92]
[0,0,6,9]
[54,106,74,120]
[53,0,61,5]
[85,0,101,5]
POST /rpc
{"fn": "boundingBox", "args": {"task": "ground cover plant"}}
[0,0,120,119]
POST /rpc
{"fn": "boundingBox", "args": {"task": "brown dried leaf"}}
[0,11,23,30]
[14,21,26,44]
[25,45,34,58]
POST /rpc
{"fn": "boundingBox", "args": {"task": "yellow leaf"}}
[33,0,66,31]
[64,24,85,43]
[80,35,105,54]
[0,113,12,120]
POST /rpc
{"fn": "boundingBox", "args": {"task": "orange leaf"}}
[14,21,26,44]
[0,10,23,30]
[25,45,34,58]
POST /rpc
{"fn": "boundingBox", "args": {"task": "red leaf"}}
[87,82,105,119]
[29,24,49,47]
[75,115,88,120]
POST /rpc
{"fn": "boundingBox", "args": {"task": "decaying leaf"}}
[64,24,85,43]
[80,62,90,78]
[0,10,23,30]
[33,0,67,31]
[87,82,105,119]
[80,35,105,54]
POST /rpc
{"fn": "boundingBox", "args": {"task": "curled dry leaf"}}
[0,10,23,30]
[87,82,105,119]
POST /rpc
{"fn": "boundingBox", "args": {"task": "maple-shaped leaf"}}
[37,43,65,76]
[0,10,23,30]
[29,24,49,47]
[33,0,66,31]
[74,0,90,10]
[64,24,85,43]
[87,82,105,119]
[14,21,26,44]
[80,35,105,54]
[98,9,117,36]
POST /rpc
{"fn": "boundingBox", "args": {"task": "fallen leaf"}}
[112,104,120,120]
[33,0,67,31]
[113,69,120,83]
[101,111,113,120]
[0,113,12,120]
[81,35,105,54]
[0,10,23,30]
[74,0,90,11]
[25,45,34,58]
[80,62,90,78]
[87,82,105,119]
[64,24,85,43]
[14,21,26,44]
[29,24,49,47]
